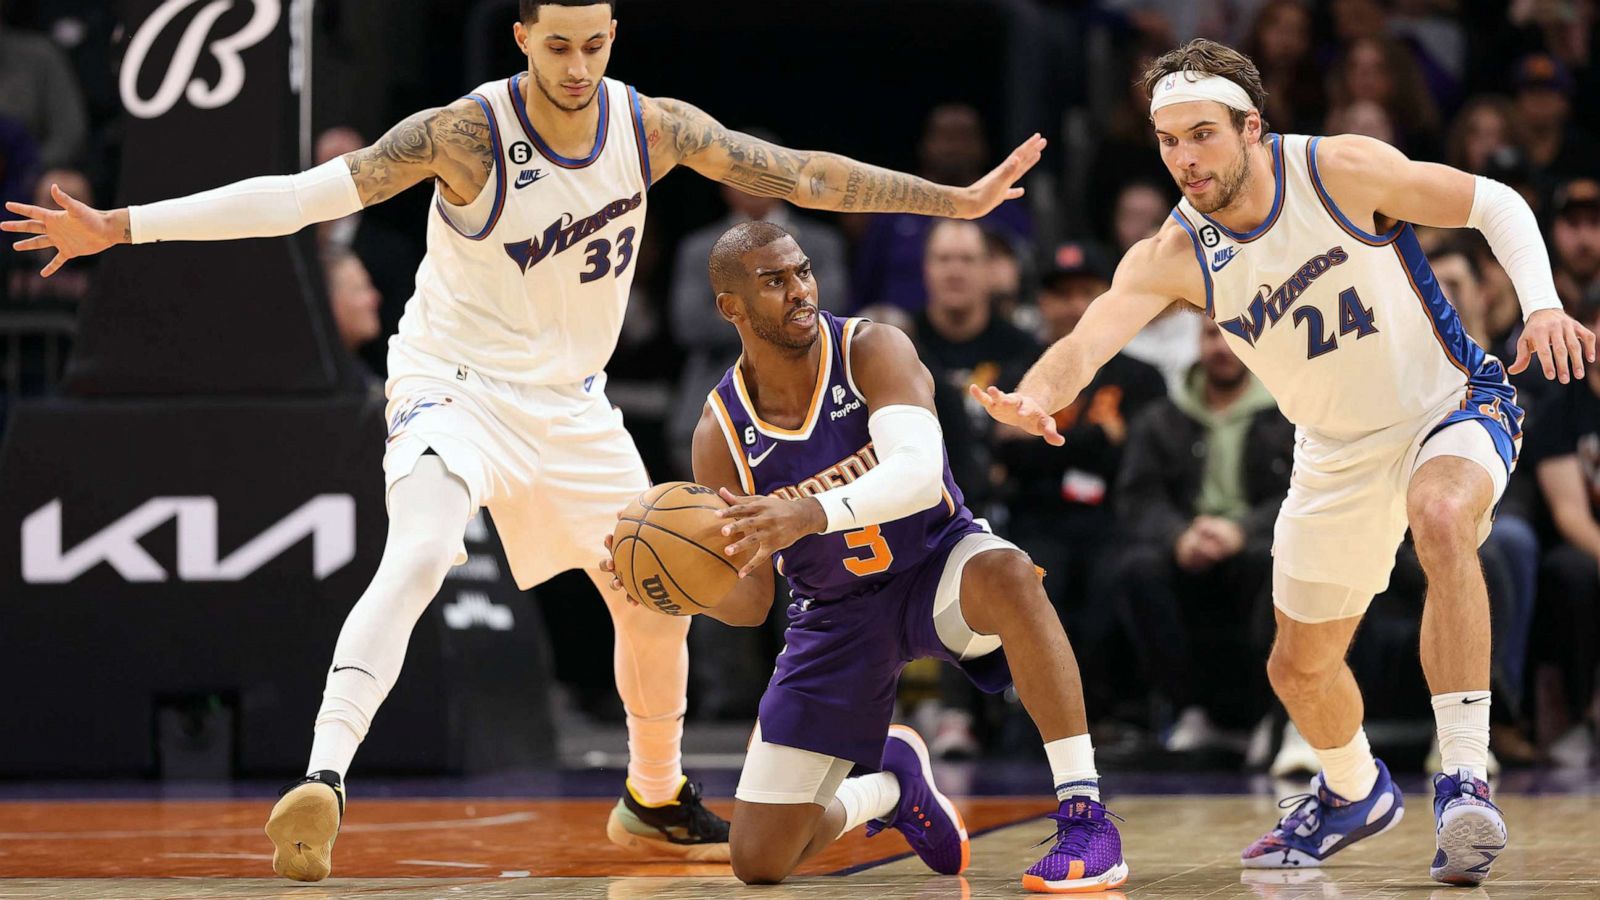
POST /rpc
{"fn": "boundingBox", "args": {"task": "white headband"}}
[1149,70,1253,115]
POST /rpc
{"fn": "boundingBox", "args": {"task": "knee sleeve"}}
[1272,568,1375,624]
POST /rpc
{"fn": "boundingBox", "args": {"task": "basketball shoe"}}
[606,779,730,861]
[1430,769,1507,885]
[264,769,345,882]
[1241,759,1404,868]
[1022,796,1129,893]
[867,724,969,875]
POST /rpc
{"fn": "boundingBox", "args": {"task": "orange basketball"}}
[611,482,755,616]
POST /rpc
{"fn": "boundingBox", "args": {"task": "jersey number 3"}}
[579,226,637,284]
[843,525,894,576]
[1293,287,1378,358]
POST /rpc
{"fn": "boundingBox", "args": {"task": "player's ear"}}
[714,291,741,324]
[513,21,528,56]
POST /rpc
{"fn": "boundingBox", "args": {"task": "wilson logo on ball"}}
[640,575,682,614]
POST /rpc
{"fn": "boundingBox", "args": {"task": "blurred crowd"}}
[1,0,1598,774]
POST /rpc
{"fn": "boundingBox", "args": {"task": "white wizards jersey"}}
[1172,133,1485,437]
[393,73,651,385]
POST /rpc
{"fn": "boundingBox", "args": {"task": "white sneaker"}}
[1548,724,1595,769]
[1423,738,1501,777]
[1165,706,1226,752]
[1269,722,1320,778]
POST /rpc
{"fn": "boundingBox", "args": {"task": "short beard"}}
[530,66,599,112]
[748,306,817,352]
[1189,143,1253,215]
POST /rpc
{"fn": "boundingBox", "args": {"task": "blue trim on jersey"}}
[435,93,506,241]
[508,72,610,169]
[1170,209,1214,318]
[1200,133,1284,243]
[627,85,651,188]
[1394,225,1484,376]
[1307,136,1404,245]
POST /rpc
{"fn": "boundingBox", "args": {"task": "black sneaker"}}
[265,770,345,882]
[605,779,730,861]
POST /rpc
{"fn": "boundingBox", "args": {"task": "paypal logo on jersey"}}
[503,192,643,274]
[1219,246,1349,345]
[830,385,863,421]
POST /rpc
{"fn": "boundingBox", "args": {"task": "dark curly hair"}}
[1140,39,1269,133]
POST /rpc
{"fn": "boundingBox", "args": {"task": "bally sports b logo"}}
[120,0,282,120]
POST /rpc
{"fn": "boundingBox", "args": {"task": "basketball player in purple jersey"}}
[5,0,1048,882]
[650,220,1125,892]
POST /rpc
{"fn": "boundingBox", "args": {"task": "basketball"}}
[611,482,755,616]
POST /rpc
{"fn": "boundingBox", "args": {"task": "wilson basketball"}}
[611,482,755,616]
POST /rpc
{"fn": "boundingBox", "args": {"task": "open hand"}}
[969,384,1063,445]
[1510,308,1597,383]
[953,134,1047,219]
[716,487,824,578]
[3,185,125,278]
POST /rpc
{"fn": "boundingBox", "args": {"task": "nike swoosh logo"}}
[842,497,857,521]
[332,664,377,679]
[1210,247,1238,271]
[515,170,547,189]
[1461,696,1489,704]
[746,444,778,468]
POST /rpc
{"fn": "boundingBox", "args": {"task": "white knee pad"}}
[736,721,855,806]
[1272,568,1375,625]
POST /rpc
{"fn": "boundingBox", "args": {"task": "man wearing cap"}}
[975,38,1595,886]
[1513,53,1596,187]
[1554,177,1600,314]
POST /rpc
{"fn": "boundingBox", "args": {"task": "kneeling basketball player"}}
[681,221,1124,892]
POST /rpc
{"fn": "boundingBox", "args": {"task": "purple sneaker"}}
[1241,759,1405,868]
[1431,769,1507,885]
[1022,797,1129,893]
[866,725,969,875]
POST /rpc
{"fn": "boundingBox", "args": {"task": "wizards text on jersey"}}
[502,192,643,274]
[1219,246,1350,345]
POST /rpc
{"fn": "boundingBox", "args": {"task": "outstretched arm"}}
[3,99,491,278]
[973,230,1195,443]
[1314,133,1596,382]
[639,94,1044,219]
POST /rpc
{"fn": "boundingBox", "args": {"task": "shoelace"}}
[680,783,728,838]
[1433,772,1502,813]
[1035,807,1126,857]
[1273,793,1321,834]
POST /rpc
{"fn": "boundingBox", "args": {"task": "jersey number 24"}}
[1293,287,1378,359]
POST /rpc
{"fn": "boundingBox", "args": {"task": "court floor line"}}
[0,809,538,840]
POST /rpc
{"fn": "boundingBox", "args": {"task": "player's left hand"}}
[599,532,641,607]
[953,134,1047,220]
[716,487,825,578]
[1509,308,1596,383]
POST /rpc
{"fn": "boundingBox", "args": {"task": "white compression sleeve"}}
[813,405,944,533]
[128,158,364,244]
[1467,175,1563,320]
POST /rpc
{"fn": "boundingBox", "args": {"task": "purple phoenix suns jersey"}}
[707,312,975,601]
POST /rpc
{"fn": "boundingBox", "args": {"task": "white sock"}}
[1313,727,1379,800]
[1045,734,1100,803]
[1432,691,1491,781]
[308,659,389,777]
[625,707,687,806]
[834,772,901,839]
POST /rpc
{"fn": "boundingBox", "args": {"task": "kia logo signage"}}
[21,495,355,583]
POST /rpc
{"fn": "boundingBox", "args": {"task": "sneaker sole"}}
[887,723,970,874]
[1240,802,1406,869]
[1023,860,1130,893]
[264,784,340,882]
[604,803,731,862]
[1431,805,1507,886]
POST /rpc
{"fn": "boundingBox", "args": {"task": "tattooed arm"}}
[638,94,1045,219]
[4,99,495,277]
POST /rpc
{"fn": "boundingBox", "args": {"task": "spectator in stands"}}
[1112,322,1293,753]
[0,15,88,169]
[665,168,848,477]
[1513,53,1597,188]
[1553,177,1600,314]
[1241,0,1326,134]
[1528,299,1600,767]
[851,104,1034,314]
[984,229,1027,326]
[1327,36,1440,156]
[1114,186,1200,393]
[1446,96,1517,177]
[1324,99,1397,144]
[324,248,382,362]
[313,126,422,377]
[1088,54,1173,247]
[1111,180,1170,258]
[995,242,1167,725]
[1431,240,1491,347]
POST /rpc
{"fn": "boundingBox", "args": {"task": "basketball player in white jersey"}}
[3,0,1044,882]
[975,40,1593,887]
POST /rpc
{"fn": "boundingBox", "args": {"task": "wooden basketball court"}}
[3,788,1596,898]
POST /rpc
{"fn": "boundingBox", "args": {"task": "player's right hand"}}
[969,385,1064,446]
[3,184,124,278]
[599,532,641,607]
